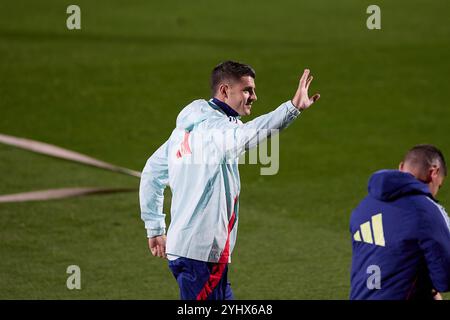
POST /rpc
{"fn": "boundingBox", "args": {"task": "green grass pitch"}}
[1,0,450,299]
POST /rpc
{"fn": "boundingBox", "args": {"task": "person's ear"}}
[219,84,229,99]
[430,166,440,180]
[399,162,404,171]
[422,166,438,183]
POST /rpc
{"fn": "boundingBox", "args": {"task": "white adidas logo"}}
[353,213,386,247]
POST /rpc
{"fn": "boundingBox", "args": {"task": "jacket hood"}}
[175,99,212,131]
[368,170,432,201]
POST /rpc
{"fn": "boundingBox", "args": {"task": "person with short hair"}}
[350,144,450,300]
[140,61,320,300]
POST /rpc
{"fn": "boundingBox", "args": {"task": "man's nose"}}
[252,92,257,101]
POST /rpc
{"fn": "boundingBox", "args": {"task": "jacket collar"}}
[210,98,240,118]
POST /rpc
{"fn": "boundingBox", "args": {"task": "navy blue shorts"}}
[168,257,234,300]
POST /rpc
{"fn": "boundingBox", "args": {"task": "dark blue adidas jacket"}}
[350,170,450,300]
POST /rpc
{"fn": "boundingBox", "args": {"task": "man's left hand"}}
[291,69,320,110]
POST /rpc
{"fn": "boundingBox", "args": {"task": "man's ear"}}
[399,162,404,171]
[219,84,229,99]
[421,166,438,184]
[430,166,440,180]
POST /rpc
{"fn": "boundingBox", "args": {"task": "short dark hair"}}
[403,144,447,176]
[210,61,256,95]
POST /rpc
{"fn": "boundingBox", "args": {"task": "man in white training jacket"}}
[140,61,320,300]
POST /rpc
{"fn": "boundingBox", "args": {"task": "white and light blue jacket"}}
[140,98,301,263]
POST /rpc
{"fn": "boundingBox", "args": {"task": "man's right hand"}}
[148,235,167,258]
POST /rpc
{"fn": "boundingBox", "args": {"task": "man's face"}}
[223,76,257,116]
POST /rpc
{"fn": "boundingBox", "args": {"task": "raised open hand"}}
[291,69,320,110]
